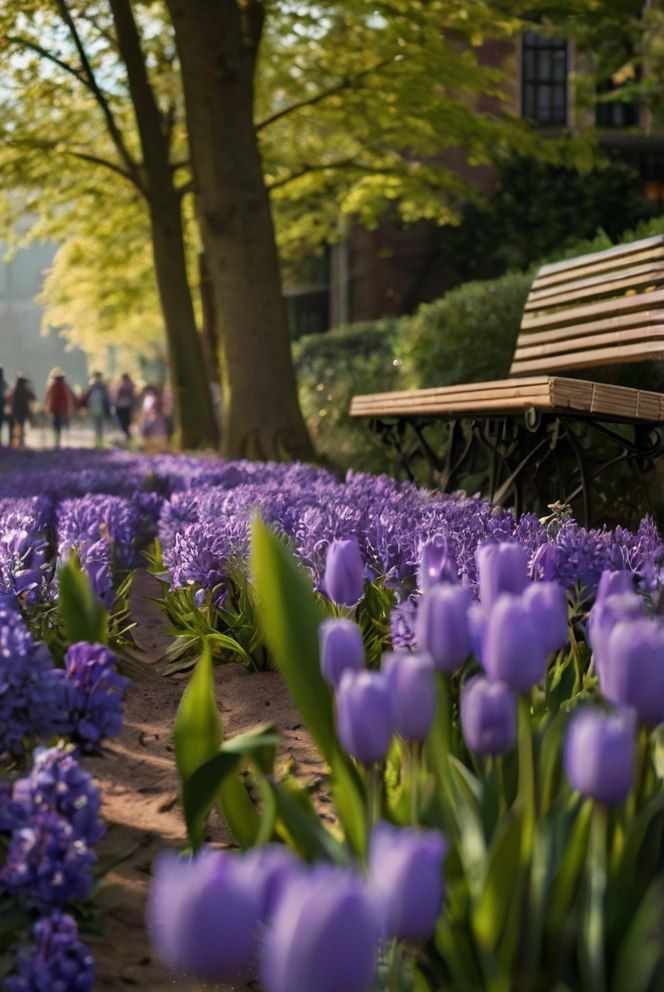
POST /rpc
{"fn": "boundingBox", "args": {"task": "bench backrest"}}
[508,233,664,378]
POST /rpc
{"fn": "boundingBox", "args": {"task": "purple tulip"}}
[418,535,458,591]
[482,594,548,693]
[467,601,487,663]
[319,618,365,688]
[477,542,529,611]
[587,592,645,663]
[368,820,446,942]
[461,677,517,756]
[147,850,259,979]
[237,844,303,921]
[564,708,635,806]
[415,584,472,673]
[324,538,365,606]
[600,618,664,726]
[382,652,436,741]
[336,671,394,764]
[522,581,569,655]
[596,569,635,601]
[261,865,380,992]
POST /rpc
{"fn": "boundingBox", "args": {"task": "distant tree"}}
[0,0,217,448]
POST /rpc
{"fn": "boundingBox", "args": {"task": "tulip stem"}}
[583,803,608,992]
[409,741,421,824]
[517,695,536,858]
[366,764,381,835]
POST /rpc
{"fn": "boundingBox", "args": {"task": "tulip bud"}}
[596,569,635,602]
[601,618,664,726]
[482,594,548,693]
[467,602,487,664]
[477,542,529,610]
[261,866,380,992]
[324,538,365,606]
[564,708,635,806]
[522,581,568,655]
[319,618,365,688]
[382,652,436,741]
[415,584,472,673]
[587,592,645,664]
[461,676,516,756]
[418,534,458,591]
[147,850,259,979]
[368,820,447,942]
[236,844,303,922]
[336,671,394,764]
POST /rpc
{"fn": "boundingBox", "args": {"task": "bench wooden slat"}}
[532,246,664,290]
[519,288,664,333]
[349,376,550,406]
[512,310,658,348]
[511,338,664,376]
[350,376,664,422]
[536,234,664,277]
[525,263,664,310]
[513,324,664,363]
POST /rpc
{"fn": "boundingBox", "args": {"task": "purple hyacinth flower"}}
[382,652,436,741]
[461,676,516,756]
[477,542,529,611]
[600,618,664,726]
[482,594,548,693]
[564,708,635,806]
[418,534,458,591]
[148,849,260,979]
[63,642,130,748]
[261,865,380,992]
[368,820,447,942]
[336,670,394,764]
[324,538,365,606]
[415,584,472,673]
[3,912,95,992]
[596,569,635,601]
[522,581,569,655]
[319,618,365,688]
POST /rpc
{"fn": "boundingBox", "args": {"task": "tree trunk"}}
[165,0,312,461]
[109,0,218,449]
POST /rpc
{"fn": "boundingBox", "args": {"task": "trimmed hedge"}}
[295,215,664,475]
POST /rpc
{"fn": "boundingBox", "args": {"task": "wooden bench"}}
[350,234,664,523]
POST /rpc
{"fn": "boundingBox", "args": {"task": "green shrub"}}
[293,319,406,474]
[399,271,532,389]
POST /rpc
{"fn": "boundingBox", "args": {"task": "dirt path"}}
[85,572,325,991]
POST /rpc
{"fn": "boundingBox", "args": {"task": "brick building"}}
[284,27,664,337]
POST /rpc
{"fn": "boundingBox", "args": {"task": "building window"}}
[521,32,568,126]
[595,80,639,128]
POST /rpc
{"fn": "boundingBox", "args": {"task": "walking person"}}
[112,373,136,443]
[83,372,111,447]
[9,373,35,449]
[44,368,74,449]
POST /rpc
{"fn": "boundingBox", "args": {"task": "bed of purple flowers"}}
[0,445,663,990]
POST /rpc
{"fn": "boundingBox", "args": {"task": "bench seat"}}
[349,375,664,423]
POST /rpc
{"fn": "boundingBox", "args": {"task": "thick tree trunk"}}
[109,0,218,449]
[165,0,312,461]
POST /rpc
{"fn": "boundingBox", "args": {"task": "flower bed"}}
[0,446,662,990]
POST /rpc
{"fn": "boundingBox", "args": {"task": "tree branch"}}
[266,157,391,191]
[255,54,400,133]
[1,135,140,188]
[53,0,144,192]
[3,36,88,87]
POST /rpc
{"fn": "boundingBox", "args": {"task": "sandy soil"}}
[84,571,325,992]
